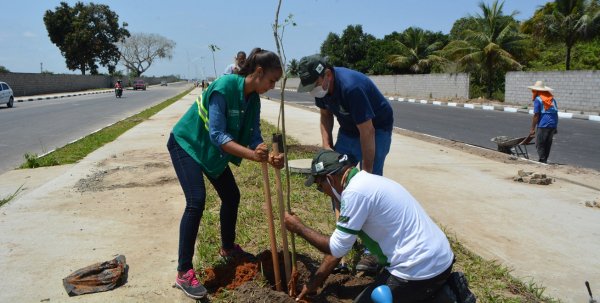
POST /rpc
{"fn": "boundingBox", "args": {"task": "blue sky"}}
[1,0,550,79]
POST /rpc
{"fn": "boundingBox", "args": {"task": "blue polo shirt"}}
[315,67,393,137]
[533,96,558,128]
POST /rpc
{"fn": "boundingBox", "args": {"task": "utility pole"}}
[186,51,191,81]
[40,62,43,73]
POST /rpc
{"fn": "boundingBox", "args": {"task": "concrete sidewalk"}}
[0,88,598,302]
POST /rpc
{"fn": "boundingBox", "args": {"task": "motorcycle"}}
[115,87,123,98]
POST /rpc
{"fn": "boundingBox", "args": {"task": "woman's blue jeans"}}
[167,133,240,272]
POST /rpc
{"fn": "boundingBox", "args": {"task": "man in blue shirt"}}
[296,55,393,176]
[528,80,558,163]
[297,54,394,273]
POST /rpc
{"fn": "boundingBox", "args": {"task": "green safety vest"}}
[172,74,260,178]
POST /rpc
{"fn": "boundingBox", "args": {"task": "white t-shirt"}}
[223,63,238,75]
[329,171,454,280]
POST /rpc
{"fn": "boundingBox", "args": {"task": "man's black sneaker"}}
[356,254,379,273]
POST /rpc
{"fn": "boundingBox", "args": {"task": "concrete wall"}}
[0,73,113,96]
[0,73,179,97]
[281,73,470,100]
[505,71,600,112]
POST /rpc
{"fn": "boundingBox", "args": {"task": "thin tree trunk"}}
[486,58,493,98]
[565,44,572,71]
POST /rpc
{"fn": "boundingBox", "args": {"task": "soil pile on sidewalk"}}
[202,250,373,302]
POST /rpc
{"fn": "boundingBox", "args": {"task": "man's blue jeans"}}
[334,129,392,176]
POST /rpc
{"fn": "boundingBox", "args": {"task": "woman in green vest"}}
[167,48,283,299]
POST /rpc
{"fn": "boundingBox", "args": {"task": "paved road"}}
[0,83,190,174]
[264,89,600,171]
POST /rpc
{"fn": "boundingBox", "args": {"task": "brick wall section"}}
[370,73,469,99]
[0,72,179,97]
[505,71,600,112]
[281,73,470,100]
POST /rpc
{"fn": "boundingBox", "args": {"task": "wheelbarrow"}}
[491,135,534,159]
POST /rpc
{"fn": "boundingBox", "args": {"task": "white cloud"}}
[23,31,37,38]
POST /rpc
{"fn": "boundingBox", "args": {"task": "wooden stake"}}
[272,134,291,285]
[261,162,282,291]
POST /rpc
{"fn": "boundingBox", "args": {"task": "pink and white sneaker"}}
[175,269,207,299]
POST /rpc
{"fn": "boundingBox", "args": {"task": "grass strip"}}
[19,87,193,169]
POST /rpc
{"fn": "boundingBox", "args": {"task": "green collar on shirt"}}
[343,167,359,188]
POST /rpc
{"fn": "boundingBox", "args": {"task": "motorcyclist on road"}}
[115,80,123,98]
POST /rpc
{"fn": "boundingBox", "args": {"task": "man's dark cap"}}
[297,55,329,93]
[304,149,355,186]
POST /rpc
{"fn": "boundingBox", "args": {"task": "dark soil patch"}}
[202,250,374,302]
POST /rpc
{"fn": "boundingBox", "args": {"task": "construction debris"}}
[585,199,600,209]
[513,170,553,185]
[63,255,128,296]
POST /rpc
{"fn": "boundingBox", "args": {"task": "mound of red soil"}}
[202,250,374,302]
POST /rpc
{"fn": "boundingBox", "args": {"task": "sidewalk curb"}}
[15,89,114,102]
[282,88,599,122]
[388,96,600,122]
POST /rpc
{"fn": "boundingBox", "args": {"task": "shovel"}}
[261,161,282,291]
[587,281,597,303]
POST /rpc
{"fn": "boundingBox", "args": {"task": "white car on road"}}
[0,81,14,108]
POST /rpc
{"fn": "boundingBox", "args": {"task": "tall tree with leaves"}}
[522,0,600,70]
[119,33,175,77]
[44,2,129,75]
[387,27,447,74]
[443,0,528,98]
[287,59,299,77]
[208,44,220,78]
[320,32,344,66]
[321,25,375,73]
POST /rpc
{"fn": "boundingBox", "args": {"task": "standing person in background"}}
[223,51,247,75]
[296,54,393,177]
[296,54,394,273]
[168,48,284,300]
[528,80,558,163]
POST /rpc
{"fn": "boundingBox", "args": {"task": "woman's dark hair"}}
[236,51,246,58]
[238,48,281,76]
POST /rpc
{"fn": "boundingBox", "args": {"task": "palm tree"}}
[387,27,446,74]
[208,44,220,77]
[287,59,299,77]
[522,0,600,70]
[442,0,528,98]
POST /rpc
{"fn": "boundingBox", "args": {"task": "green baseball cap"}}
[297,54,329,93]
[305,149,355,186]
